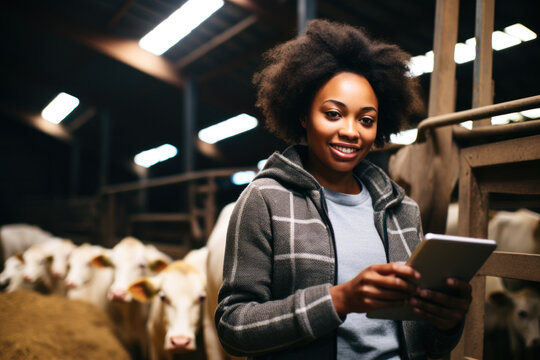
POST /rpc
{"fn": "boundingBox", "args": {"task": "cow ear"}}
[489,291,515,313]
[14,253,24,263]
[149,259,168,273]
[91,254,113,268]
[128,278,157,302]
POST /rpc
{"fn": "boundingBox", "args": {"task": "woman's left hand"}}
[409,278,472,332]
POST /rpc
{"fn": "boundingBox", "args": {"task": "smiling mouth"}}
[331,144,359,154]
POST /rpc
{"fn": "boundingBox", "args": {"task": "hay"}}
[0,290,130,360]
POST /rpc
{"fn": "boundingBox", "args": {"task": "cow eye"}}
[139,263,146,269]
[198,296,206,303]
[517,310,528,319]
[159,292,170,305]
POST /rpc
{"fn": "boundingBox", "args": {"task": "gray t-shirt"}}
[323,182,401,359]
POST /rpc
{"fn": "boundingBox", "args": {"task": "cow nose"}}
[111,289,128,301]
[169,336,194,352]
[52,271,62,278]
[24,275,33,282]
[66,281,77,289]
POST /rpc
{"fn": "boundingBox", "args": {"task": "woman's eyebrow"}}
[322,99,377,113]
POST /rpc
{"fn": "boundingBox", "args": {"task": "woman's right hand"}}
[330,262,420,317]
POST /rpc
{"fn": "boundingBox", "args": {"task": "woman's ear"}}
[300,116,307,129]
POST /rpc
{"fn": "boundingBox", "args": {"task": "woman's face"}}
[302,72,378,183]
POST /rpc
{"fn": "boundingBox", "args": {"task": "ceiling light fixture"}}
[408,23,536,76]
[134,144,178,168]
[231,170,257,185]
[504,23,537,42]
[139,0,224,55]
[41,92,80,124]
[198,113,258,144]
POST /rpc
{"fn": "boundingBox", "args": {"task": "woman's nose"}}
[338,118,358,139]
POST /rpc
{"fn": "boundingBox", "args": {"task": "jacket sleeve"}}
[215,183,343,356]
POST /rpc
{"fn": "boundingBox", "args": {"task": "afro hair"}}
[253,19,425,147]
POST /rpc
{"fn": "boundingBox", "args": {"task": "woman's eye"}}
[360,117,375,125]
[325,111,341,119]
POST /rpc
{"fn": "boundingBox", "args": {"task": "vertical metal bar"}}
[472,0,495,127]
[183,77,196,173]
[99,109,111,187]
[70,137,80,198]
[297,0,316,35]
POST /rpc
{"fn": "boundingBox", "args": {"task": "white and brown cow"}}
[128,257,207,360]
[66,243,114,312]
[92,236,171,359]
[0,253,32,292]
[21,237,73,295]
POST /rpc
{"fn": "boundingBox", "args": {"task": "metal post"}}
[70,137,80,198]
[297,0,316,35]
[183,77,196,173]
[99,109,111,187]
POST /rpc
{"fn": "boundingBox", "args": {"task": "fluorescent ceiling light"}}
[492,30,521,51]
[139,0,224,55]
[198,113,258,144]
[389,128,418,145]
[231,170,256,185]
[454,42,476,64]
[407,51,434,77]
[41,92,80,124]
[134,144,177,168]
[504,23,537,42]
[257,159,267,170]
[410,23,535,71]
[520,108,540,119]
[491,112,522,125]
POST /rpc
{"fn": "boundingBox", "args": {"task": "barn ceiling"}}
[1,0,539,193]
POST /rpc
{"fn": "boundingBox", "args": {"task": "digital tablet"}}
[366,233,497,321]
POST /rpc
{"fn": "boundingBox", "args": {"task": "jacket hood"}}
[254,145,405,211]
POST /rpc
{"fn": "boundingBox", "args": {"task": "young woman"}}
[215,19,471,360]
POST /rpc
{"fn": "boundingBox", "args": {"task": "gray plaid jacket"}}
[216,145,462,360]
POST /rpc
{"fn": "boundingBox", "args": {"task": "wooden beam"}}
[108,0,137,29]
[472,0,495,127]
[1,104,73,143]
[175,14,258,70]
[21,10,184,89]
[226,0,294,33]
[65,107,97,133]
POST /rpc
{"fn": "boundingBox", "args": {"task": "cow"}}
[65,243,114,312]
[128,257,207,360]
[485,279,540,359]
[20,238,73,295]
[204,202,244,360]
[488,209,540,292]
[91,236,172,359]
[0,224,52,266]
[0,253,32,292]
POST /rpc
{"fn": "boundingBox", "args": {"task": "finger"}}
[365,272,418,294]
[363,297,408,310]
[416,288,470,312]
[446,278,472,298]
[360,284,413,301]
[373,263,421,280]
[410,296,464,322]
[411,306,459,331]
